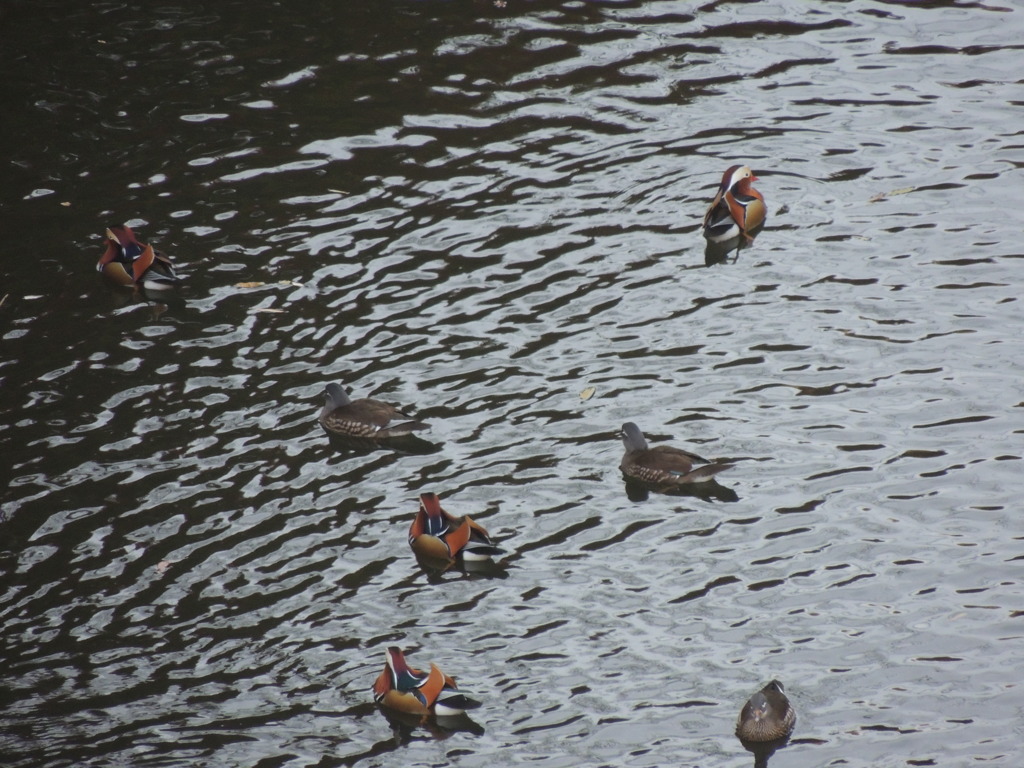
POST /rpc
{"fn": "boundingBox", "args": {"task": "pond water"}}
[2,1,1022,767]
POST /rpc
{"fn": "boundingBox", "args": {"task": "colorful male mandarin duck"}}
[736,680,797,743]
[619,422,733,486]
[409,492,503,570]
[318,383,429,439]
[702,165,766,244]
[372,646,481,718]
[97,225,179,290]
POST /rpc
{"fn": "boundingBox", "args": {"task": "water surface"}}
[2,1,1023,767]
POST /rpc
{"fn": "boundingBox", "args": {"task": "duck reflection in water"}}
[409,492,507,578]
[318,382,439,454]
[618,422,738,502]
[736,680,796,768]
[701,165,766,266]
[372,647,484,738]
[378,705,485,741]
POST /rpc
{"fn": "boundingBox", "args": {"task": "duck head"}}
[620,422,649,453]
[719,164,758,194]
[322,383,353,410]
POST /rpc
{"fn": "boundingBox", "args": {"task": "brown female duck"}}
[619,422,732,486]
[318,383,429,439]
[736,679,796,743]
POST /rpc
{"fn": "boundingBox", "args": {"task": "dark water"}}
[2,1,1023,766]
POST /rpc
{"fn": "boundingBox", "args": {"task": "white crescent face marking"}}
[726,166,752,191]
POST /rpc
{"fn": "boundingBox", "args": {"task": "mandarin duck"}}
[409,492,503,572]
[736,680,797,743]
[97,225,179,290]
[318,383,429,440]
[619,422,733,487]
[372,646,481,718]
[702,165,766,245]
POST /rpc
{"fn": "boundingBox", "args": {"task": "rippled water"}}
[3,1,1023,766]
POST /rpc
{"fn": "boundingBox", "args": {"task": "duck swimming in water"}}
[619,422,733,487]
[409,492,504,572]
[96,225,179,290]
[702,165,766,245]
[735,679,796,743]
[372,646,481,718]
[318,383,429,440]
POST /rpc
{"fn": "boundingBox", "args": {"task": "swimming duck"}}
[409,492,503,571]
[702,165,766,244]
[619,422,733,486]
[736,680,796,743]
[372,646,481,718]
[318,383,429,439]
[97,225,179,290]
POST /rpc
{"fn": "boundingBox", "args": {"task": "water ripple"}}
[2,2,1024,767]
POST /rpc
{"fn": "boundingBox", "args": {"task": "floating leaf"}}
[60,201,71,207]
[278,279,303,286]
[235,281,265,288]
[252,307,286,314]
[155,560,172,573]
[869,186,916,203]
[580,386,596,401]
